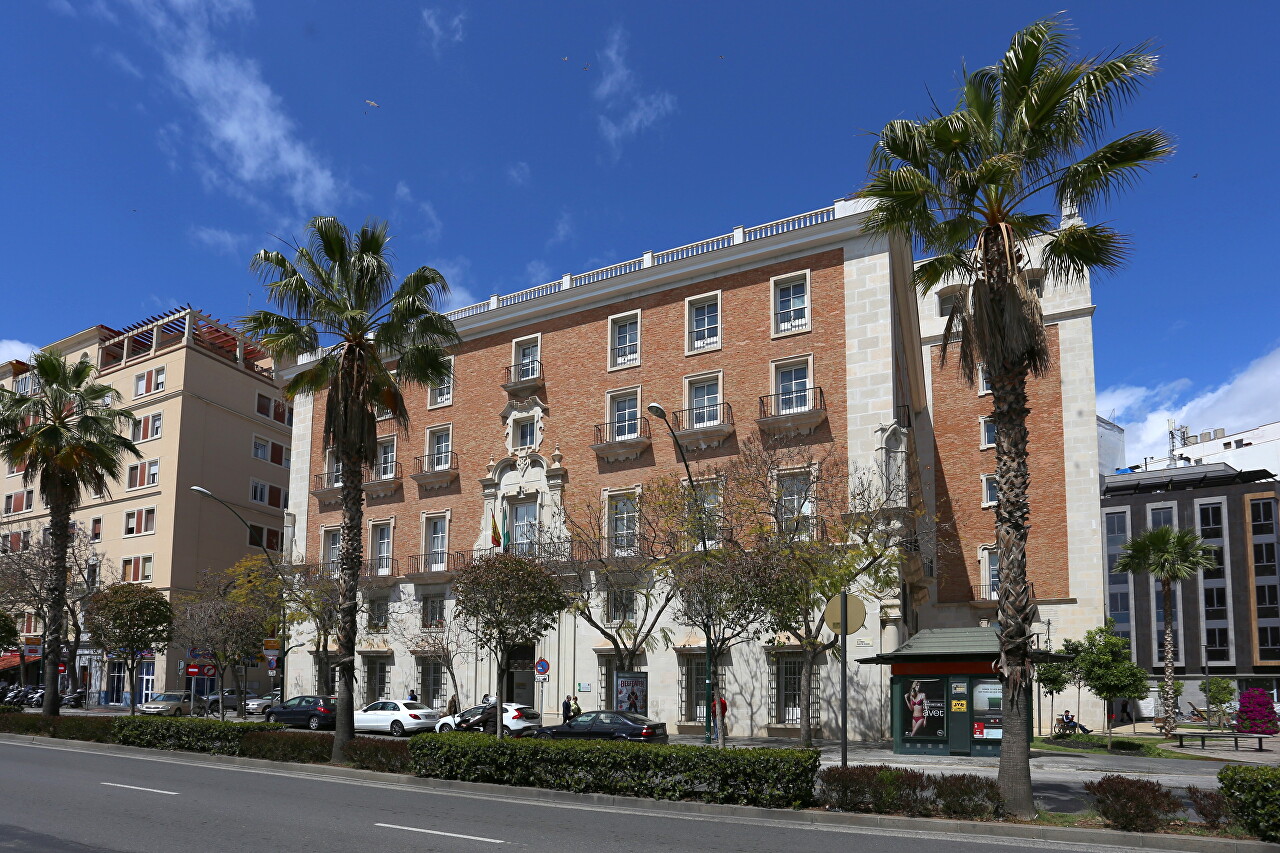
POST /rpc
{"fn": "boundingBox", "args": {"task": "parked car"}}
[535,710,668,743]
[434,702,540,736]
[138,691,193,716]
[244,689,282,715]
[203,689,259,714]
[264,695,338,730]
[354,700,439,736]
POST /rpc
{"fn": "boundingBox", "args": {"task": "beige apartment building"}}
[0,307,290,704]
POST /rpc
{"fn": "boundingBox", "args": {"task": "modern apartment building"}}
[1101,463,1280,709]
[0,308,290,704]
[282,201,1105,739]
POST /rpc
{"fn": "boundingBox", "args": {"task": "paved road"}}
[0,739,1156,853]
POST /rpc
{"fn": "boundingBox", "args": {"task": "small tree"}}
[1235,688,1279,736]
[1036,657,1069,737]
[1199,677,1234,730]
[452,553,568,737]
[83,583,173,715]
[1074,621,1149,748]
[0,611,17,650]
[396,610,473,710]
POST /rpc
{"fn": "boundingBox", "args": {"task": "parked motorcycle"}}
[26,689,45,708]
[4,686,30,705]
[61,689,86,708]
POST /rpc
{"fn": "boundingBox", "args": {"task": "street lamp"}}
[647,403,715,745]
[190,485,289,702]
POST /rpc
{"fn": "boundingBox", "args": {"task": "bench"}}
[1176,731,1272,751]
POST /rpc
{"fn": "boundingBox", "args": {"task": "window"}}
[1150,506,1174,530]
[1204,587,1228,621]
[123,555,153,583]
[131,412,162,442]
[374,438,397,480]
[608,391,640,441]
[1255,542,1277,576]
[250,480,269,504]
[981,418,996,449]
[1252,499,1276,537]
[978,364,992,395]
[515,419,535,450]
[606,585,636,623]
[252,437,269,460]
[514,337,540,380]
[778,471,814,537]
[983,548,1000,598]
[123,508,156,536]
[127,460,160,489]
[1109,590,1129,614]
[255,393,293,425]
[427,426,452,471]
[773,272,809,334]
[425,515,449,571]
[680,655,708,722]
[511,501,539,555]
[1258,584,1279,620]
[133,367,165,398]
[937,288,960,317]
[1199,503,1224,539]
[429,357,453,407]
[608,492,638,556]
[982,475,998,507]
[367,598,389,631]
[1259,626,1280,658]
[609,313,640,369]
[774,360,812,413]
[691,480,721,549]
[1025,270,1045,297]
[89,517,102,543]
[688,376,721,427]
[419,658,446,708]
[371,523,392,574]
[687,293,721,353]
[364,660,390,703]
[422,594,446,629]
[773,652,811,724]
[5,459,26,477]
[1205,627,1230,660]
[322,529,341,575]
[1,531,30,553]
[248,524,282,551]
[4,489,34,515]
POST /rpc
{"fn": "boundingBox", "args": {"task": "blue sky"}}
[3,1,1278,459]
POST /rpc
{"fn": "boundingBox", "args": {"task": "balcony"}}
[687,327,721,353]
[451,541,578,571]
[969,582,1035,607]
[310,470,344,505]
[757,387,827,437]
[610,342,639,369]
[670,402,735,451]
[406,550,461,578]
[591,417,651,462]
[363,460,403,500]
[411,452,459,490]
[360,558,401,587]
[502,359,544,396]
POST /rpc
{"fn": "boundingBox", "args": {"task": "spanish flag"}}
[490,509,502,549]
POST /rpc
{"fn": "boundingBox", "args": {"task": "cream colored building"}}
[1,307,290,704]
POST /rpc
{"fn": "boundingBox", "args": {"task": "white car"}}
[355,700,440,737]
[434,702,541,736]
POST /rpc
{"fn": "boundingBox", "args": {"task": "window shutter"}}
[270,443,284,466]
[269,485,282,508]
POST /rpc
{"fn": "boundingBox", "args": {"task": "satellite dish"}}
[823,593,867,635]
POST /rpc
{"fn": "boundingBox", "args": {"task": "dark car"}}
[264,695,338,730]
[535,711,668,743]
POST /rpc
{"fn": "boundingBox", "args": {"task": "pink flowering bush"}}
[1234,688,1279,735]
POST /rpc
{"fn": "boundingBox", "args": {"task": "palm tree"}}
[857,16,1172,816]
[242,216,459,760]
[1113,526,1216,736]
[0,351,141,716]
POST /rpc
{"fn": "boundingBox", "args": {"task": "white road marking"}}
[101,782,180,795]
[375,822,504,843]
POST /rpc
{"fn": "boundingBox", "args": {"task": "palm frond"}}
[1041,222,1131,286]
[1056,130,1176,214]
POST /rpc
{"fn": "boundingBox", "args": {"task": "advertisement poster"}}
[903,678,947,739]
[972,679,1004,739]
[614,672,648,715]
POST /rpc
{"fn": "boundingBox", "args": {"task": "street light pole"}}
[189,485,289,701]
[647,403,714,745]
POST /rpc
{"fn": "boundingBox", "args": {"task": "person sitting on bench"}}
[1062,710,1091,734]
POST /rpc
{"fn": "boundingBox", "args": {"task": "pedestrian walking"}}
[570,696,582,717]
[1118,699,1134,724]
[562,694,573,721]
[406,689,418,702]
[446,693,459,715]
[710,696,728,739]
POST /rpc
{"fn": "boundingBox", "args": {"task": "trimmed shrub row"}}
[113,715,284,755]
[818,766,1002,820]
[0,712,117,742]
[0,705,24,715]
[1083,775,1182,833]
[344,736,412,774]
[1218,765,1280,842]
[408,733,819,809]
[239,730,333,764]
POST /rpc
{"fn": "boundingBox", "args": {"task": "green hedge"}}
[407,733,818,808]
[240,730,333,764]
[344,736,412,774]
[0,712,117,742]
[0,705,24,715]
[112,715,284,755]
[1218,765,1280,842]
[817,766,1002,820]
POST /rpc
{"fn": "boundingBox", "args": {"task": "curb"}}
[0,733,1270,853]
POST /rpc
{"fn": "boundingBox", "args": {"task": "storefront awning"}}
[0,653,21,672]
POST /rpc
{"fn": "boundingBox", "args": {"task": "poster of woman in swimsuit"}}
[903,678,946,739]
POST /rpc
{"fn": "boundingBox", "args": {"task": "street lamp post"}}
[647,403,715,745]
[190,485,290,702]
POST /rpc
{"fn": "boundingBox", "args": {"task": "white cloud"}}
[393,181,443,243]
[123,0,341,215]
[592,26,676,158]
[431,256,478,312]
[94,45,144,79]
[0,340,40,363]
[525,260,551,285]
[189,225,247,256]
[506,161,531,187]
[1099,343,1280,462]
[546,210,573,248]
[421,7,465,57]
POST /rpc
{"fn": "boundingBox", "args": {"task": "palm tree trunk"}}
[42,500,73,717]
[332,455,365,763]
[1161,577,1176,736]
[991,363,1037,818]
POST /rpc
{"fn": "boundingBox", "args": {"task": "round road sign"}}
[201,664,216,678]
[186,664,200,676]
[534,658,550,676]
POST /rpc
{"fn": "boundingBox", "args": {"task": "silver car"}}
[138,691,192,716]
[244,690,281,714]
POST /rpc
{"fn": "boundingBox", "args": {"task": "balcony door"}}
[690,379,720,427]
[511,502,538,555]
[323,529,341,576]
[776,364,810,413]
[427,517,448,571]
[372,524,392,575]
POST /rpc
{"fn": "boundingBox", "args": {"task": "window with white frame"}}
[687,293,721,352]
[249,524,282,551]
[6,459,26,477]
[429,357,453,407]
[252,436,269,461]
[607,390,640,441]
[1,530,30,554]
[978,364,992,395]
[609,313,640,368]
[774,360,812,413]
[133,367,165,398]
[250,480,269,504]
[982,475,998,507]
[687,375,721,427]
[981,418,996,449]
[255,393,293,426]
[374,437,397,480]
[937,288,961,318]
[126,460,159,490]
[691,480,721,549]
[606,582,636,624]
[777,471,815,537]
[371,522,392,574]
[123,507,156,536]
[322,528,340,575]
[515,418,536,450]
[981,547,999,598]
[511,501,539,555]
[424,515,449,571]
[772,272,809,334]
[123,555,153,583]
[608,492,638,556]
[1150,506,1175,530]
[89,517,102,543]
[427,426,452,471]
[514,337,540,380]
[422,594,446,629]
[3,489,34,515]
[131,412,162,442]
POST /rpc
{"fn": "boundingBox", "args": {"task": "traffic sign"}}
[534,658,550,676]
[57,663,66,674]
[823,593,867,635]
[186,664,201,676]
[534,674,549,683]
[201,664,216,678]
